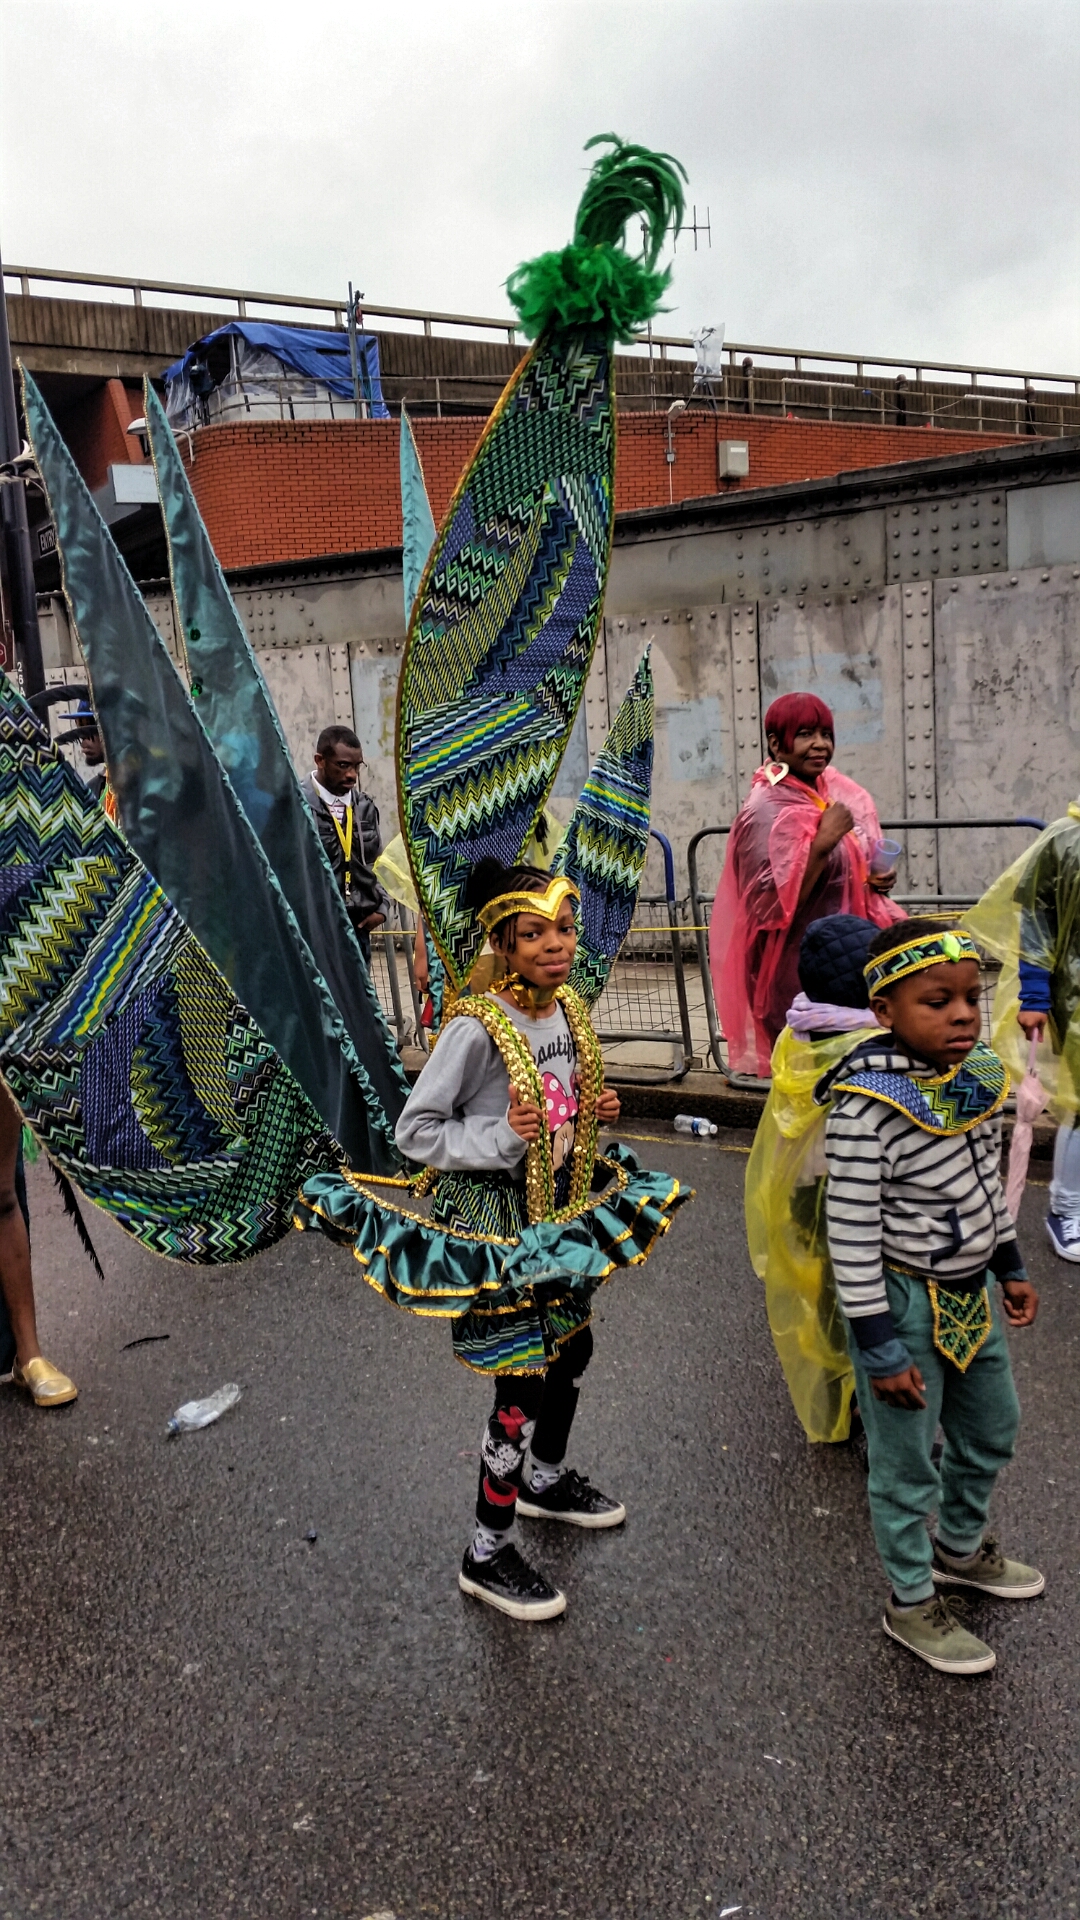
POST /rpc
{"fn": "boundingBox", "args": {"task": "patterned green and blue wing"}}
[553,653,654,1009]
[0,680,334,1263]
[397,327,615,990]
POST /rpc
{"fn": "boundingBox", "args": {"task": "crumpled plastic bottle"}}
[674,1114,718,1136]
[166,1382,241,1436]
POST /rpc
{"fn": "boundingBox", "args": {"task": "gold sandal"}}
[12,1356,78,1406]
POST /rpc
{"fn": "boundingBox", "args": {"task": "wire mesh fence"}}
[367,907,426,1051]
[589,832,696,1081]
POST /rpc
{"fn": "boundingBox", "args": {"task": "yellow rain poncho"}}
[374,813,567,914]
[963,804,1080,1122]
[745,1023,878,1442]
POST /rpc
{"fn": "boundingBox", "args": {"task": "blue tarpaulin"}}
[164,322,388,418]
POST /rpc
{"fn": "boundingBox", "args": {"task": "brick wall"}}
[181,410,1020,570]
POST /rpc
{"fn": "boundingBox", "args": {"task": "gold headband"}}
[476,874,580,933]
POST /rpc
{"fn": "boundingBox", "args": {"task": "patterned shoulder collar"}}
[828,1039,1009,1135]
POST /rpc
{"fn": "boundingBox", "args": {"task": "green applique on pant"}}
[926,1282,993,1371]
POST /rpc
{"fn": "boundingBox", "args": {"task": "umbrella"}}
[1005,1036,1049,1220]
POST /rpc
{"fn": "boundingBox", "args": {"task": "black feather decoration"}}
[50,1161,106,1281]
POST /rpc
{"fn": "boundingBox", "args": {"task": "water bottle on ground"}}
[166,1383,241,1436]
[674,1114,718,1137]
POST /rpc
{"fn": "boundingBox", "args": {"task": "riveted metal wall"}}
[347,641,405,836]
[934,563,1080,895]
[727,513,885,602]
[1007,481,1080,570]
[256,644,335,772]
[758,590,902,796]
[899,583,939,894]
[605,511,887,613]
[33,446,1080,905]
[230,573,406,650]
[885,491,1007,583]
[730,604,763,800]
[604,605,740,900]
[143,589,182,665]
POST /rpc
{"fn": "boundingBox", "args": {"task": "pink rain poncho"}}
[711,698,904,1075]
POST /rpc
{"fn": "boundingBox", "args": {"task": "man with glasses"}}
[302,725,386,966]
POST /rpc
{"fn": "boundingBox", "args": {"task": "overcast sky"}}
[3,0,1078,374]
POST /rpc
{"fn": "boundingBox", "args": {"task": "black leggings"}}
[475,1325,593,1532]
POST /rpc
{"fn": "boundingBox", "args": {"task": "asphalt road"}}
[1,1132,1077,1920]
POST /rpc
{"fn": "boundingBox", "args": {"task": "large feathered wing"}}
[0,677,335,1262]
[142,379,408,1138]
[397,135,685,994]
[400,403,437,625]
[22,369,397,1175]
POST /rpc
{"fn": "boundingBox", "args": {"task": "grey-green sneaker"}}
[883,1594,996,1673]
[932,1533,1045,1600]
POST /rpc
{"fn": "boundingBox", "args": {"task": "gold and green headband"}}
[864,929,979,996]
[476,874,580,934]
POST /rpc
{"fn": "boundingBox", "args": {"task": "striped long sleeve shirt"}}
[823,1043,1018,1354]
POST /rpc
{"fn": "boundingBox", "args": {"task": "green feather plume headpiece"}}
[506,133,688,344]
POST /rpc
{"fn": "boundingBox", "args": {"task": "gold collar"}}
[501,973,560,1013]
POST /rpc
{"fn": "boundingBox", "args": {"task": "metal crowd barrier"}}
[367,904,427,1051]
[687,816,1047,1080]
[589,830,696,1079]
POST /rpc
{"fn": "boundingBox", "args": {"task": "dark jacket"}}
[301,774,385,927]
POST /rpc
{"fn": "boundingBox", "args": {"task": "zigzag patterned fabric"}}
[553,652,654,1009]
[831,1040,1008,1135]
[0,678,334,1262]
[397,324,615,991]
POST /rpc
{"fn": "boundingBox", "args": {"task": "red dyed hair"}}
[763,692,835,755]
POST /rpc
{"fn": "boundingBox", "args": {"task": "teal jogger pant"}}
[847,1267,1021,1604]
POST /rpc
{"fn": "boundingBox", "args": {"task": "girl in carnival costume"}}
[300,858,689,1622]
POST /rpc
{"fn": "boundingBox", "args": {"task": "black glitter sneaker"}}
[517,1468,626,1529]
[458,1543,566,1620]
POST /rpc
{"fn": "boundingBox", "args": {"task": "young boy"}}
[820,918,1043,1673]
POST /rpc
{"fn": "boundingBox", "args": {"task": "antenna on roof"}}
[642,205,712,254]
[347,282,369,420]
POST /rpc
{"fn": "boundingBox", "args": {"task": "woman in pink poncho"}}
[711,692,904,1075]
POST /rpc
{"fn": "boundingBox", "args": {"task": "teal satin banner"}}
[399,403,436,624]
[22,368,398,1175]
[143,380,408,1134]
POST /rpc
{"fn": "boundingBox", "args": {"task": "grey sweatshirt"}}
[395,1000,576,1172]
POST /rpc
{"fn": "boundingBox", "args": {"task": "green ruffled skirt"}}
[295,1143,690,1374]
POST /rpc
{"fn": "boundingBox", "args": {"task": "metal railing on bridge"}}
[8,264,1079,433]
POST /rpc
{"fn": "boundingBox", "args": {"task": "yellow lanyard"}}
[329,801,353,888]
